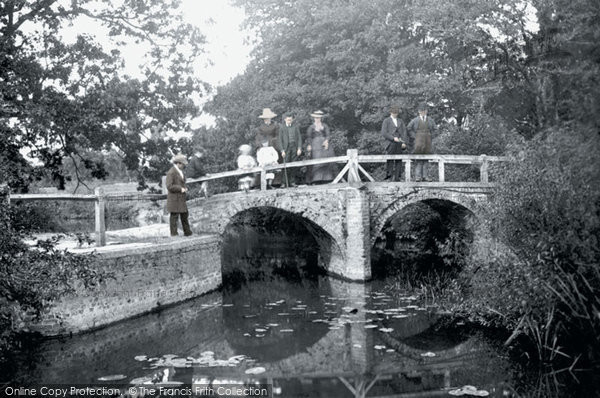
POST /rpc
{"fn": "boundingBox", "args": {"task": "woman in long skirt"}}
[306,110,335,184]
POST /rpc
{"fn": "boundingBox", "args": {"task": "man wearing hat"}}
[407,103,437,182]
[278,112,302,187]
[381,104,410,181]
[166,153,192,236]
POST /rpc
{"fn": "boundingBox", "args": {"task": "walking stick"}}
[283,153,289,188]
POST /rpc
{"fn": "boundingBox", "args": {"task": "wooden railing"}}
[5,150,507,247]
[6,188,166,247]
[184,149,508,190]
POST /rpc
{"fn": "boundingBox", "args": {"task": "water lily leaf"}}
[364,324,378,328]
[98,374,127,381]
[245,366,266,375]
[134,355,147,361]
[374,345,386,350]
[420,352,436,357]
[379,327,394,333]
[130,376,153,385]
[279,329,294,333]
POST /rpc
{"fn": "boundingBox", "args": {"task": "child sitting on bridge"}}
[237,144,257,192]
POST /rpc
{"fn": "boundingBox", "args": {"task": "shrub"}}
[0,192,111,361]
[460,126,600,363]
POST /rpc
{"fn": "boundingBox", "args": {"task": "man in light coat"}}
[407,103,437,181]
[166,153,192,236]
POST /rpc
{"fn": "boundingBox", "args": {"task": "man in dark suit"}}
[166,153,192,236]
[381,105,410,181]
[407,103,437,182]
[278,113,302,187]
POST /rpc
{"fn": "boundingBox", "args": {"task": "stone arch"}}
[370,189,485,247]
[218,199,346,275]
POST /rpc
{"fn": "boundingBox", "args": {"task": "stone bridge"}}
[189,181,493,281]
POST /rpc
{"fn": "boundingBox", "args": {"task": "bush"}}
[459,126,600,363]
[0,192,111,361]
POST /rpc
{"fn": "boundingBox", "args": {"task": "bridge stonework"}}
[189,182,493,281]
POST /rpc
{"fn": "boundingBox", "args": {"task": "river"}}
[3,225,594,397]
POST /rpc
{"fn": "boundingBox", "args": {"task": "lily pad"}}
[98,374,127,381]
[245,366,266,375]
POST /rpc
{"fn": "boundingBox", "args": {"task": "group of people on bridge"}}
[165,103,437,236]
[237,103,437,190]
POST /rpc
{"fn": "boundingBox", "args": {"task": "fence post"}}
[479,155,489,183]
[347,149,360,184]
[404,159,412,182]
[260,168,267,191]
[438,159,445,182]
[161,175,168,194]
[94,186,106,247]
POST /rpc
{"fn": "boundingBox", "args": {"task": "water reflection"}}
[4,223,593,397]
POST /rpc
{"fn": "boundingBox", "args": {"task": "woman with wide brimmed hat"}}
[306,110,336,184]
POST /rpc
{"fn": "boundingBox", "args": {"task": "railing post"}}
[404,159,412,182]
[347,149,360,184]
[438,158,445,182]
[161,175,168,194]
[94,186,106,247]
[480,155,489,183]
[260,168,267,191]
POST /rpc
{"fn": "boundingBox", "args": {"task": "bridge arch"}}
[370,189,485,247]
[189,187,352,277]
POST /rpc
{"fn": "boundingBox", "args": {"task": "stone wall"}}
[26,235,222,336]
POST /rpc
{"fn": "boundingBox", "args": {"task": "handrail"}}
[5,150,508,247]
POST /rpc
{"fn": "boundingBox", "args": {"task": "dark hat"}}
[283,112,294,119]
[389,105,400,114]
[418,102,428,111]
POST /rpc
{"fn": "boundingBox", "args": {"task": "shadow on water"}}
[3,208,596,397]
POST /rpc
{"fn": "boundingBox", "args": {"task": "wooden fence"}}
[5,150,507,247]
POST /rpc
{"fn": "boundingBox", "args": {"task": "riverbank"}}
[22,226,222,336]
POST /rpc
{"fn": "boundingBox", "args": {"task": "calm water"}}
[5,225,595,397]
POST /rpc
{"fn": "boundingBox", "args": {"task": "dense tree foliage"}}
[202,0,534,168]
[0,0,208,192]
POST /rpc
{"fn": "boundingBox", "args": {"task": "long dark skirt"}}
[307,136,335,183]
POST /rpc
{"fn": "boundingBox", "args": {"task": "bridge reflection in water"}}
[7,275,512,397]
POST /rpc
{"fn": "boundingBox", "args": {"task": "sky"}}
[58,0,253,86]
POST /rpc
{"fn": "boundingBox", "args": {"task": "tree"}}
[0,0,209,192]
[202,0,536,170]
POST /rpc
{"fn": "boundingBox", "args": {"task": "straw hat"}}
[310,110,325,118]
[172,153,188,165]
[258,108,277,119]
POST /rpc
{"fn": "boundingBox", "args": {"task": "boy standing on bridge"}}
[166,154,193,237]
